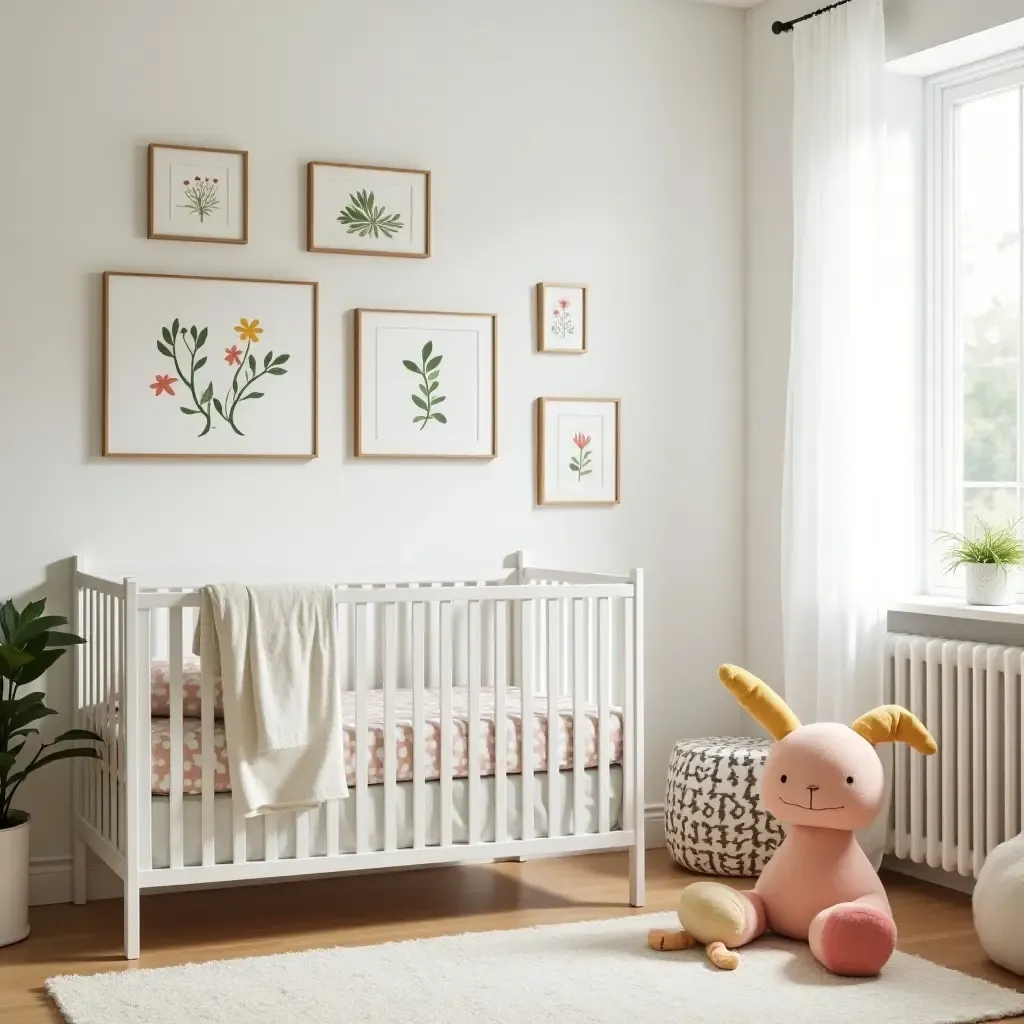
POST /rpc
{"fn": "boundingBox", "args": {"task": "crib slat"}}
[521,600,535,841]
[113,594,123,854]
[325,796,339,857]
[232,794,247,865]
[573,599,586,836]
[622,599,635,849]
[200,612,216,868]
[598,598,611,834]
[85,590,95,829]
[296,811,310,860]
[467,601,482,845]
[98,595,109,841]
[412,602,426,850]
[355,603,369,855]
[384,602,398,853]
[265,814,279,862]
[440,602,454,847]
[546,600,561,839]
[495,601,508,844]
[136,610,153,872]
[168,607,184,869]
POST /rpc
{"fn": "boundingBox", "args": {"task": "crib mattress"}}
[146,687,624,797]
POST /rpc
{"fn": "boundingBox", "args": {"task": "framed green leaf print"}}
[354,308,496,459]
[307,162,430,258]
[536,397,620,506]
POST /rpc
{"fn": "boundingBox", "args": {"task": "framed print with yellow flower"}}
[148,144,248,244]
[536,398,620,506]
[103,272,317,458]
[537,283,588,353]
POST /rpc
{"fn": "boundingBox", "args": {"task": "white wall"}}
[744,0,1023,688]
[0,0,746,887]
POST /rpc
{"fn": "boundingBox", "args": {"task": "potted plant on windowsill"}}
[0,599,101,946]
[938,518,1024,607]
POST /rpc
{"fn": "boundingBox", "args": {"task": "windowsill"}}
[890,595,1024,626]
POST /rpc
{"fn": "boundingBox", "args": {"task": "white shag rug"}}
[47,912,1024,1024]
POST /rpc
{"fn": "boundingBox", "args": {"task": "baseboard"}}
[644,803,665,849]
[29,855,122,907]
[881,854,976,895]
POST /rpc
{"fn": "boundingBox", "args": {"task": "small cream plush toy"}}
[649,665,936,976]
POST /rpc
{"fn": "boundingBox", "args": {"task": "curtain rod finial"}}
[772,20,789,34]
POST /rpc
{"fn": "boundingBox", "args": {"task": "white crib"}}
[69,552,645,959]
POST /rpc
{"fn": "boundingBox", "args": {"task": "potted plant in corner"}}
[0,599,101,946]
[938,518,1024,607]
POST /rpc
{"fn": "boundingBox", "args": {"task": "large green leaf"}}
[6,703,58,731]
[432,396,446,405]
[239,392,264,401]
[0,600,17,642]
[0,753,16,773]
[43,631,85,648]
[14,614,68,644]
[200,382,214,406]
[422,340,433,361]
[432,412,447,424]
[426,355,442,372]
[267,368,287,375]
[264,351,274,369]
[157,340,173,358]
[272,354,290,366]
[411,395,428,411]
[0,646,33,671]
[196,327,208,349]
[11,649,63,686]
[194,356,207,371]
[171,318,180,340]
[161,326,173,347]
[181,406,201,415]
[248,354,256,374]
[19,600,46,625]
[9,746,101,784]
[52,729,103,745]
[402,359,420,373]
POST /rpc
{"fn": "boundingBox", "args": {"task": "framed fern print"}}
[537,397,620,506]
[537,283,588,353]
[148,143,248,244]
[103,272,317,458]
[354,309,496,459]
[307,162,430,258]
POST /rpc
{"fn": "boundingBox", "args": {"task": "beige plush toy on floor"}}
[649,665,936,976]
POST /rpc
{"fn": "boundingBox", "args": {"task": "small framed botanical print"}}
[147,143,248,244]
[355,308,496,458]
[537,397,620,506]
[537,282,588,353]
[308,162,430,258]
[103,272,317,458]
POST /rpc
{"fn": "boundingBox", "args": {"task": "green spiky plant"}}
[337,190,404,240]
[0,599,102,830]
[937,517,1024,575]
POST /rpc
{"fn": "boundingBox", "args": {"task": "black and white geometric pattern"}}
[664,736,783,877]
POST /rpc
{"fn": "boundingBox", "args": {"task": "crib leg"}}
[629,838,645,908]
[124,878,140,960]
[72,837,87,906]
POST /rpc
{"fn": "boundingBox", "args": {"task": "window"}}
[927,51,1024,594]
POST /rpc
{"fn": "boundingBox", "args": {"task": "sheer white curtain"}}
[782,0,914,864]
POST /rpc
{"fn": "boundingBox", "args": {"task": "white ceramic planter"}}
[965,563,1018,607]
[0,815,30,947]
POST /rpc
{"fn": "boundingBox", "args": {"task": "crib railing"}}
[73,562,642,889]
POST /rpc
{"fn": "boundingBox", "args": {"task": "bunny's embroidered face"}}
[760,723,884,830]
[716,664,937,833]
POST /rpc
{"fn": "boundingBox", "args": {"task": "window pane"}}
[963,486,1019,536]
[957,87,1021,484]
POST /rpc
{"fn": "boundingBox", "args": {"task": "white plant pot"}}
[965,563,1018,607]
[0,815,30,947]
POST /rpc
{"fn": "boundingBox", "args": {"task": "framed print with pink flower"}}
[148,143,248,244]
[536,397,620,506]
[537,283,588,354]
[103,272,317,458]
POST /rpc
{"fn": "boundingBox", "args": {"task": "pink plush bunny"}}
[649,665,937,976]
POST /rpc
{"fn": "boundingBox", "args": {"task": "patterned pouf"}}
[664,736,783,877]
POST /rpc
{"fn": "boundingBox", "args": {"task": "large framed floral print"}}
[147,143,248,244]
[354,308,496,459]
[307,161,430,258]
[536,397,620,506]
[103,272,317,458]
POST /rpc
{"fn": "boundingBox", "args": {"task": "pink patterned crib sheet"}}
[147,687,624,797]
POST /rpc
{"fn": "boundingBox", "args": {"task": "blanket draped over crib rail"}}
[194,584,349,816]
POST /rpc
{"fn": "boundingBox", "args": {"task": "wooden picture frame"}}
[147,143,249,244]
[307,161,431,258]
[537,282,588,354]
[536,397,620,506]
[103,271,318,459]
[354,308,497,459]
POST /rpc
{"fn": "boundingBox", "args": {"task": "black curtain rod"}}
[772,0,854,35]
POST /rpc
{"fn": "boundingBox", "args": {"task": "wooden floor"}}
[2,849,1021,1022]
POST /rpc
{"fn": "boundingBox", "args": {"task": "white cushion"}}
[974,832,1024,976]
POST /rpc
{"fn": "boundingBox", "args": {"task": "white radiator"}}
[885,634,1023,879]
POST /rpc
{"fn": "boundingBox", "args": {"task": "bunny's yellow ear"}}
[718,665,801,741]
[850,705,937,754]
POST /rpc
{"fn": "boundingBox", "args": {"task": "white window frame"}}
[925,47,1024,596]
